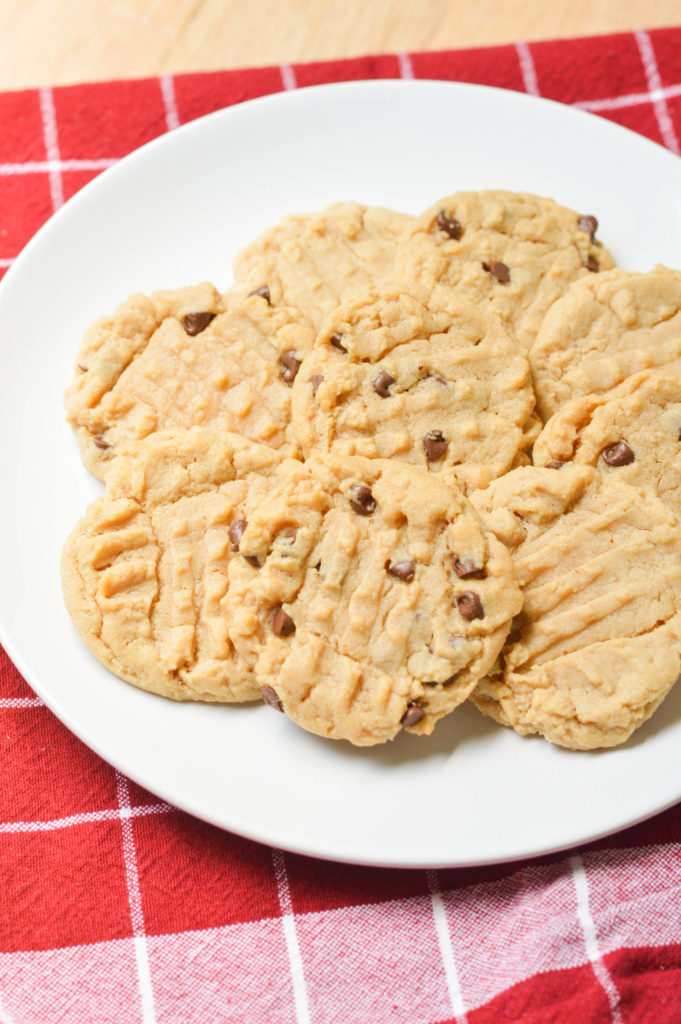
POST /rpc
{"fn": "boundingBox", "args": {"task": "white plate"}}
[2,79,681,868]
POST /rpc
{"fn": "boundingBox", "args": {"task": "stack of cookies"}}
[61,193,681,749]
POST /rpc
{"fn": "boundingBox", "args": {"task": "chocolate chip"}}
[401,702,424,728]
[93,435,111,450]
[601,441,635,466]
[545,460,566,469]
[423,430,448,462]
[436,209,463,240]
[181,311,216,335]
[329,332,347,353]
[280,350,301,383]
[349,483,377,516]
[484,261,510,283]
[229,518,247,551]
[272,606,295,636]
[386,559,416,583]
[248,284,271,304]
[262,685,284,712]
[425,673,458,687]
[586,255,600,273]
[453,556,485,579]
[578,214,598,240]
[456,592,484,621]
[77,363,88,373]
[309,374,324,395]
[231,517,260,567]
[372,371,395,398]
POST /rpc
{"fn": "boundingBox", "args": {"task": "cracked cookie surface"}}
[224,454,522,745]
[64,283,313,479]
[394,190,615,351]
[470,465,681,749]
[529,266,681,420]
[232,201,412,332]
[533,369,681,520]
[291,286,537,493]
[61,428,293,703]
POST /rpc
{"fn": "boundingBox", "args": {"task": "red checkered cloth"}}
[1,27,681,1024]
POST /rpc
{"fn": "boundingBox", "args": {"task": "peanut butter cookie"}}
[224,454,523,745]
[232,201,412,332]
[64,283,313,479]
[62,428,293,703]
[529,266,681,420]
[470,466,681,749]
[291,286,537,493]
[394,190,614,351]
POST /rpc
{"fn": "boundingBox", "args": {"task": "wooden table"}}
[0,0,679,91]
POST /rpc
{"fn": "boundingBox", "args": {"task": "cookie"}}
[394,190,615,351]
[533,369,681,520]
[61,428,293,703]
[529,266,681,420]
[290,285,537,493]
[64,283,314,479]
[232,202,412,332]
[224,454,523,745]
[470,466,681,749]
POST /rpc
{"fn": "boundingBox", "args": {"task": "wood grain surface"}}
[0,0,679,90]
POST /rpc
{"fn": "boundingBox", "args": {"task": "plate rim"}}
[4,75,680,293]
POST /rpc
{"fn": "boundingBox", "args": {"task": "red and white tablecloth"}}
[2,28,681,1024]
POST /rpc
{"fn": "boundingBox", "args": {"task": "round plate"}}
[1,79,681,868]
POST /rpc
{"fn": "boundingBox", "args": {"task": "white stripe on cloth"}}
[570,854,624,1024]
[38,86,64,212]
[575,80,681,113]
[427,870,468,1023]
[634,29,680,154]
[159,74,180,132]
[272,849,311,1024]
[582,843,681,949]
[0,697,43,708]
[0,158,116,175]
[0,802,173,833]
[516,41,540,96]
[116,773,157,1024]
[398,53,415,79]
[280,64,298,91]
[435,859,588,1012]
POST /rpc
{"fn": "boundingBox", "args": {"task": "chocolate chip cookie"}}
[529,266,681,420]
[62,428,294,703]
[64,283,314,479]
[232,201,412,332]
[470,465,681,749]
[224,454,523,745]
[394,190,615,351]
[291,285,537,493]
